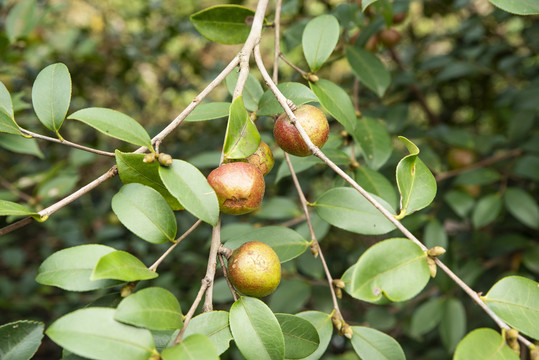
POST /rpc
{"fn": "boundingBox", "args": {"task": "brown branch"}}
[218,253,238,302]
[202,218,222,312]
[173,277,211,344]
[435,148,522,182]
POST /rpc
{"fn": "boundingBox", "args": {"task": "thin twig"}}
[279,53,309,77]
[202,218,222,312]
[173,278,211,344]
[218,253,239,302]
[149,219,203,271]
[19,128,116,157]
[0,175,33,202]
[272,0,283,82]
[435,148,522,182]
[253,43,530,346]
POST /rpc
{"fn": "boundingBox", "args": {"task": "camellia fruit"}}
[246,141,274,176]
[207,162,265,215]
[274,104,329,157]
[379,28,402,48]
[447,147,477,169]
[227,241,281,297]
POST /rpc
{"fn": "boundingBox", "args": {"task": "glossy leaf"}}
[111,183,177,244]
[296,311,333,360]
[91,250,158,282]
[424,218,448,249]
[310,79,356,133]
[257,82,317,116]
[190,5,257,45]
[0,134,43,158]
[182,311,233,355]
[269,279,311,314]
[115,151,182,210]
[255,197,302,220]
[488,0,539,15]
[345,238,430,302]
[302,15,340,72]
[275,314,319,359]
[504,188,539,229]
[229,297,284,360]
[36,244,120,291]
[162,334,219,360]
[410,298,443,337]
[313,187,396,235]
[454,328,519,360]
[346,47,391,97]
[226,72,263,112]
[444,189,475,218]
[5,0,40,43]
[68,107,152,150]
[353,117,392,170]
[0,81,14,118]
[158,159,219,226]
[454,168,500,186]
[0,200,37,218]
[472,193,502,229]
[223,95,261,160]
[440,298,466,351]
[46,308,156,360]
[0,108,23,136]
[350,326,405,360]
[355,167,398,210]
[224,226,309,262]
[32,63,71,136]
[185,102,230,122]
[0,320,44,360]
[483,276,539,339]
[115,287,183,330]
[396,136,437,217]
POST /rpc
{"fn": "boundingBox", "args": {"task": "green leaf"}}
[454,168,500,186]
[5,0,40,43]
[275,314,319,359]
[111,183,177,244]
[302,15,340,72]
[423,218,448,249]
[36,244,120,291]
[472,193,502,229]
[32,63,71,136]
[310,79,356,133]
[182,311,233,355]
[483,276,539,339]
[158,159,219,226]
[229,297,285,360]
[353,117,392,170]
[345,238,430,303]
[0,107,23,136]
[346,47,391,97]
[488,0,539,15]
[454,328,519,360]
[91,250,158,282]
[355,167,398,211]
[0,320,44,360]
[350,326,405,360]
[257,83,317,116]
[410,298,443,337]
[440,298,466,351]
[444,189,475,218]
[223,226,310,263]
[162,334,219,360]
[115,287,183,330]
[46,308,156,360]
[115,151,182,210]
[223,95,261,159]
[0,133,43,158]
[0,81,14,118]
[313,187,396,235]
[68,107,152,150]
[185,102,230,122]
[269,279,311,314]
[226,72,264,112]
[396,136,437,217]
[504,188,539,229]
[361,0,380,11]
[254,197,302,220]
[190,5,258,45]
[0,199,37,217]
[296,311,333,360]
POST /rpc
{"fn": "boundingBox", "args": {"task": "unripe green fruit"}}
[274,104,329,157]
[227,241,281,297]
[207,162,265,215]
[246,141,274,176]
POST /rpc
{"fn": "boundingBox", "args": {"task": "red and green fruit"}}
[207,162,265,215]
[379,28,402,47]
[274,104,329,157]
[227,241,281,297]
[246,141,274,176]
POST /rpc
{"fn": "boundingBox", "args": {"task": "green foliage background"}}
[1,0,537,358]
